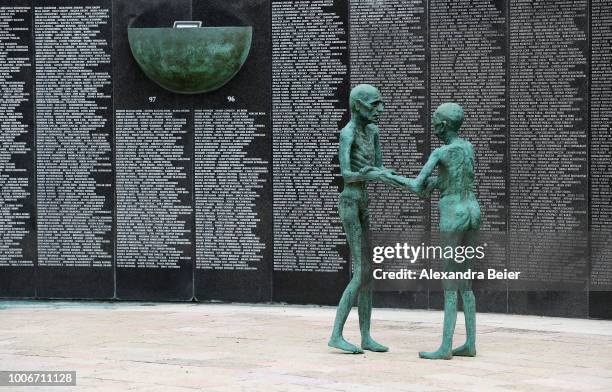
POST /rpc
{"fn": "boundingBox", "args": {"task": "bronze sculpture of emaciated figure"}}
[399,102,480,359]
[329,90,480,359]
[328,84,404,354]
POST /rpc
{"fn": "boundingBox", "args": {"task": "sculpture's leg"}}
[419,290,457,359]
[453,229,478,357]
[452,290,476,357]
[329,197,364,354]
[419,230,462,360]
[357,208,388,352]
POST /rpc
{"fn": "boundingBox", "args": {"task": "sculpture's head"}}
[432,102,464,141]
[349,84,384,124]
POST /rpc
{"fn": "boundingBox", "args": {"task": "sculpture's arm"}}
[423,176,439,195]
[395,149,441,196]
[415,149,440,185]
[339,127,380,183]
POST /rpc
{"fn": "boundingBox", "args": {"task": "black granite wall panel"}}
[34,0,114,298]
[0,0,609,319]
[192,0,273,303]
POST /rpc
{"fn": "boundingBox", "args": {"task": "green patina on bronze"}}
[127,27,252,94]
[328,84,405,354]
[396,102,480,360]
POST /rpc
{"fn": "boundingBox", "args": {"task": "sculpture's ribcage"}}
[350,143,374,172]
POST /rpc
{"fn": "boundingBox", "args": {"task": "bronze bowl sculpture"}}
[127,26,252,94]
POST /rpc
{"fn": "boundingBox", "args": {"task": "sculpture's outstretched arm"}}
[421,176,438,196]
[391,149,441,196]
[415,149,440,185]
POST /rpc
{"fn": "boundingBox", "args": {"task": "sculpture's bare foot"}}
[419,347,452,360]
[452,343,476,357]
[328,336,364,354]
[361,337,389,352]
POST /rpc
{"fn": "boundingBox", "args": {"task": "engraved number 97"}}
[149,96,156,103]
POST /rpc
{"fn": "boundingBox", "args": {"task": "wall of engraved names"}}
[0,0,609,306]
[349,0,429,280]
[350,1,429,228]
[0,3,34,267]
[271,0,349,273]
[195,109,268,271]
[429,0,508,277]
[35,2,113,268]
[508,0,588,287]
[591,0,612,290]
[115,110,192,269]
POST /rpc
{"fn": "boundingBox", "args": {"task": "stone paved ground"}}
[1,301,611,391]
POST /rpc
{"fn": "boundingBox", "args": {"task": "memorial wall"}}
[0,0,609,318]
